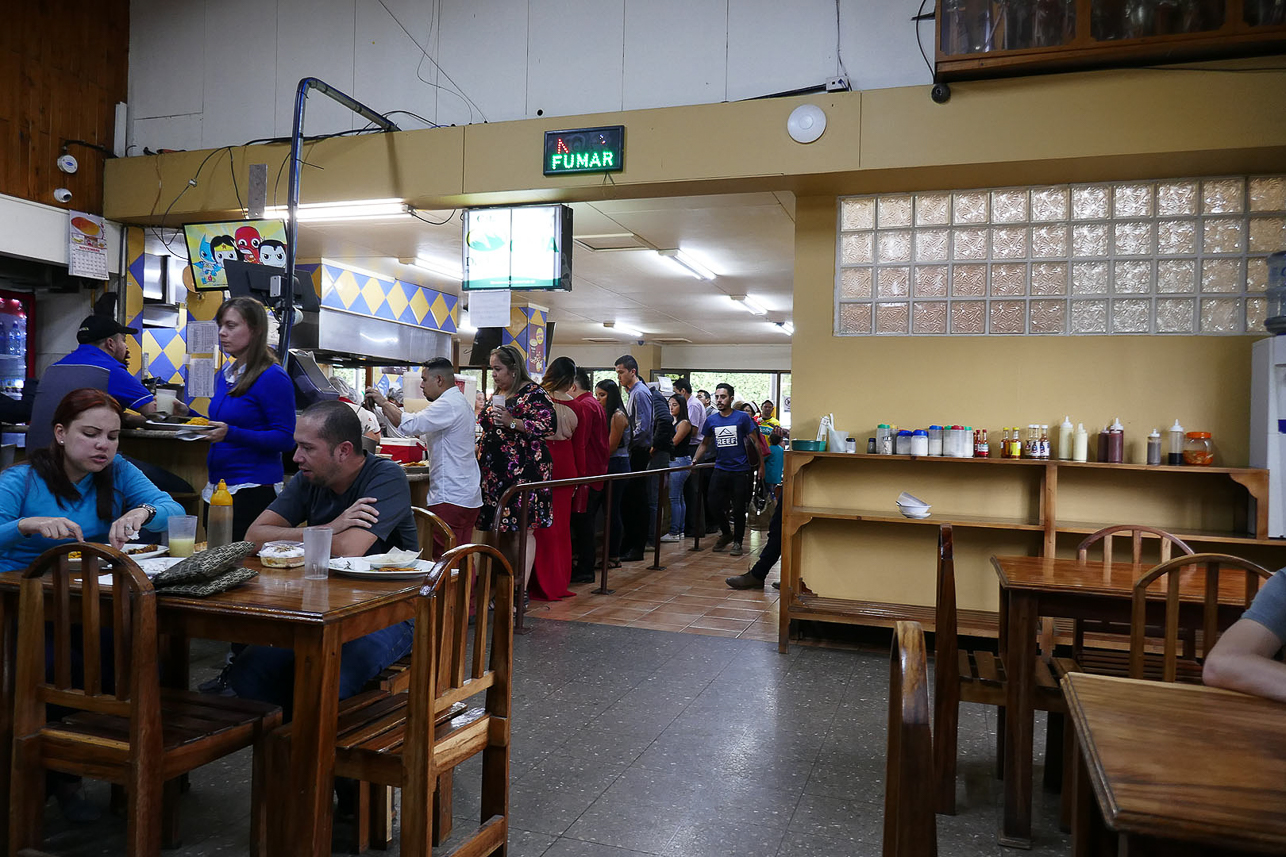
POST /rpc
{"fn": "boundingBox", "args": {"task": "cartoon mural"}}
[183,219,287,290]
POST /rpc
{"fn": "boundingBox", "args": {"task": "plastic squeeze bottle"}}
[1107,417,1125,463]
[1146,429,1162,466]
[208,479,234,549]
[1167,419,1185,466]
[1057,416,1073,460]
[1072,423,1088,462]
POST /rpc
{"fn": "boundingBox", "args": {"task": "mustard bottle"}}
[208,479,234,548]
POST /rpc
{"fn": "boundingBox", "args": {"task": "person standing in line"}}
[595,379,631,570]
[569,368,608,583]
[366,358,481,553]
[697,389,715,418]
[615,354,655,562]
[692,383,763,557]
[673,378,705,537]
[476,344,556,588]
[660,393,694,543]
[530,357,581,601]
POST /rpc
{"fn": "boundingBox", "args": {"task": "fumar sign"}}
[543,126,625,176]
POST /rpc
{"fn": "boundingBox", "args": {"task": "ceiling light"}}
[658,249,716,280]
[265,198,410,222]
[402,255,463,280]
[775,321,794,335]
[730,295,767,315]
[604,321,644,338]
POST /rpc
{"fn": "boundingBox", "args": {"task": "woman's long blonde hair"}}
[216,296,277,397]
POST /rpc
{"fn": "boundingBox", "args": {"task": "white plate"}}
[899,508,932,519]
[122,543,168,560]
[329,558,434,580]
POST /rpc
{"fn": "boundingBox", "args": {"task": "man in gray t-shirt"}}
[232,401,417,716]
[1203,569,1286,703]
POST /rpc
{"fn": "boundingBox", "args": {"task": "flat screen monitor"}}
[223,260,319,313]
[183,219,288,291]
[462,204,572,291]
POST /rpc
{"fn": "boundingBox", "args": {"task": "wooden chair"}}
[1129,553,1272,682]
[352,506,461,853]
[932,523,1067,816]
[8,544,281,857]
[1068,524,1194,664]
[267,543,513,857]
[884,621,936,857]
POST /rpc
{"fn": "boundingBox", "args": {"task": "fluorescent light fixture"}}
[604,321,644,338]
[265,198,409,222]
[658,249,716,280]
[403,255,463,280]
[775,321,795,335]
[730,294,767,315]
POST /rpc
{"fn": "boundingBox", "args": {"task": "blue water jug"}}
[1267,252,1286,334]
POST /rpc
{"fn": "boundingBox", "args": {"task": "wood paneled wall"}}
[0,1,129,214]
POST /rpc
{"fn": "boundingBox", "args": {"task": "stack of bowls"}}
[895,491,931,519]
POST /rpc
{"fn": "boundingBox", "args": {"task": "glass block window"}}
[835,175,1286,336]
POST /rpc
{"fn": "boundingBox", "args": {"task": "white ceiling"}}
[291,191,797,346]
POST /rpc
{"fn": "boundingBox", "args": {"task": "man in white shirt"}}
[366,358,482,551]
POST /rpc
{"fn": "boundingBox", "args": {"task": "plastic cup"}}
[155,389,177,415]
[491,394,506,409]
[168,515,198,557]
[303,527,333,580]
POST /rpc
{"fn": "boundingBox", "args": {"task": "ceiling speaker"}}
[786,104,827,144]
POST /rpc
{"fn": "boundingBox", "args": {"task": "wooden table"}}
[1065,672,1286,855]
[0,558,424,857]
[990,554,1252,848]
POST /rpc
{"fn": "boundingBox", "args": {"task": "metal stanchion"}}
[597,479,615,595]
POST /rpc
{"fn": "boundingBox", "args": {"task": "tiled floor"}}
[529,529,781,642]
[33,534,1073,856]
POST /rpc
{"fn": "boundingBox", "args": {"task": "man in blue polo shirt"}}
[693,382,763,558]
[53,315,158,424]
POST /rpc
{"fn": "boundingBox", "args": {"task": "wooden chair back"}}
[12,543,159,750]
[1130,553,1272,682]
[412,506,457,559]
[1077,524,1193,569]
[885,620,937,857]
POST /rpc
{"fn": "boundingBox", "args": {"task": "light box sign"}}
[543,126,624,176]
[462,204,573,291]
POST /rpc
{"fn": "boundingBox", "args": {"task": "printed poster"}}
[68,211,109,280]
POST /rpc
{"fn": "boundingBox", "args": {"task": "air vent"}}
[581,336,620,343]
[574,233,651,252]
[649,337,692,344]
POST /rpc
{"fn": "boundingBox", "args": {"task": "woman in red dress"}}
[530,357,582,600]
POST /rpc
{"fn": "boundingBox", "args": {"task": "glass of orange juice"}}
[168,515,198,557]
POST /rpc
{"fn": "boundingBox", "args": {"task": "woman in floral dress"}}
[477,344,556,586]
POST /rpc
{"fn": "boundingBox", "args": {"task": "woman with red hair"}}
[0,387,185,573]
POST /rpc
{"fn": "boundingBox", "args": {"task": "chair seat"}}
[44,689,281,780]
[373,654,414,694]
[1054,651,1204,684]
[958,649,1067,712]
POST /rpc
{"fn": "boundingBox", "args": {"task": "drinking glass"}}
[303,526,333,580]
[168,515,198,557]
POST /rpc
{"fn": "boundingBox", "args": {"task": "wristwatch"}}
[509,419,521,431]
[136,504,157,525]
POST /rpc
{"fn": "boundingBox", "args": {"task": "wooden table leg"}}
[1001,591,1036,848]
[289,624,343,857]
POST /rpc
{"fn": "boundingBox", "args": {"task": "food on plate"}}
[376,566,419,574]
[185,416,210,426]
[259,541,305,568]
[125,544,161,555]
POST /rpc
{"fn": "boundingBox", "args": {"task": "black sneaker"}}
[197,665,236,697]
[726,573,765,590]
[730,542,744,557]
[711,535,733,553]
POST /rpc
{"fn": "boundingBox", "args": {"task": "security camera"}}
[53,188,72,203]
[930,82,952,104]
[56,153,78,174]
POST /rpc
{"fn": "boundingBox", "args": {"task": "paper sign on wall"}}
[187,357,216,398]
[187,321,218,355]
[68,211,109,280]
[468,289,512,328]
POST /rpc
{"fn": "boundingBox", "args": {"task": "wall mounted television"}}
[183,219,289,291]
[462,204,572,291]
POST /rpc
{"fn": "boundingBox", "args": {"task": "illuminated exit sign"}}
[543,126,625,176]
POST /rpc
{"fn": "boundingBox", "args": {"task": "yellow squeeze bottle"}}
[208,480,234,548]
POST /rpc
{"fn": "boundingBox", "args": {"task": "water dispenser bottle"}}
[1267,252,1286,334]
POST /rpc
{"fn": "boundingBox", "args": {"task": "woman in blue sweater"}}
[0,388,185,572]
[204,297,296,539]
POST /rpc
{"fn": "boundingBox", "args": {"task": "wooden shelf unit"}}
[934,0,1286,82]
[777,451,1282,651]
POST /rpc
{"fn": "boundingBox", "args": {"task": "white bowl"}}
[899,507,932,519]
[896,502,930,512]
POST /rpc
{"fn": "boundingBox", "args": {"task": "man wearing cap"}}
[53,315,183,425]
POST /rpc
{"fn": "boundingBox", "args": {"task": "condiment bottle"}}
[978,427,989,458]
[928,426,943,456]
[1097,424,1111,462]
[208,479,234,549]
[1039,425,1050,459]
[1072,423,1088,462]
[964,427,975,457]
[1107,417,1124,463]
[1167,419,1185,466]
[877,424,893,455]
[910,429,929,456]
[1183,431,1214,466]
[895,429,913,455]
[1009,427,1022,460]
[999,427,1010,459]
[1057,416,1073,460]
[1146,429,1162,466]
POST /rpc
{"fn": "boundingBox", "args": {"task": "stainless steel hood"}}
[289,307,452,365]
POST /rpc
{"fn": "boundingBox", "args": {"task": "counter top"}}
[1,424,209,442]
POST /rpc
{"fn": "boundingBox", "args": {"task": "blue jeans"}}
[227,621,414,720]
[645,450,670,541]
[667,456,691,535]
